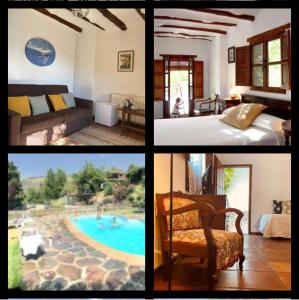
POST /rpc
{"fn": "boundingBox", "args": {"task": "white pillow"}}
[251,113,285,131]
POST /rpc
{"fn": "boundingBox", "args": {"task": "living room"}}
[8,8,145,146]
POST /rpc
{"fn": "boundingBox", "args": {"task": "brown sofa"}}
[8,84,93,145]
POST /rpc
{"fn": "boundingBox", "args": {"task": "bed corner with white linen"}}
[259,214,291,238]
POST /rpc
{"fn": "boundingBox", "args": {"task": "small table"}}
[218,98,241,114]
[119,107,145,135]
[282,119,291,146]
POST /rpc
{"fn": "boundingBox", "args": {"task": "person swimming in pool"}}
[111,217,118,228]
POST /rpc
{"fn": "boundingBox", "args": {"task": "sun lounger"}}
[20,228,45,257]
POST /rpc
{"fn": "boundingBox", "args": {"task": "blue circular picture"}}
[25,38,56,67]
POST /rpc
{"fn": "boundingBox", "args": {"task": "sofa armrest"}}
[8,110,21,145]
[75,97,93,113]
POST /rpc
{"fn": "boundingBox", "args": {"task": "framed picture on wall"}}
[118,50,134,72]
[228,46,235,63]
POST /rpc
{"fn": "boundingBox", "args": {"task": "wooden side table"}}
[118,107,145,135]
[282,119,291,146]
[218,98,241,114]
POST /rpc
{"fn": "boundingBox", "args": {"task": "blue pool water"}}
[71,215,145,256]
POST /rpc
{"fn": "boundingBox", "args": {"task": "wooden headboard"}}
[241,94,291,120]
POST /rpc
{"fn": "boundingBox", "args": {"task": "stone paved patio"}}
[22,215,145,290]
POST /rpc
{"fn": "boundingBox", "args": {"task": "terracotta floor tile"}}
[239,271,287,290]
[242,260,272,272]
[276,272,291,289]
[215,270,239,289]
[269,262,291,272]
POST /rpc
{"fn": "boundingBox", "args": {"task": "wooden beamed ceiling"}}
[155,31,214,38]
[155,9,256,40]
[155,35,212,42]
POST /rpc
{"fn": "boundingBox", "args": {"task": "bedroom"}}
[154,153,291,290]
[154,8,291,146]
[8,8,145,146]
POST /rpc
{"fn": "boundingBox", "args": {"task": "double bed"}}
[154,94,291,146]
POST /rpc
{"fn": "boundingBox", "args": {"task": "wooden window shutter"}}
[235,46,251,86]
[281,30,291,90]
[193,61,204,99]
[154,60,164,101]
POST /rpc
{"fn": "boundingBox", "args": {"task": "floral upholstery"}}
[168,229,242,270]
[163,197,202,231]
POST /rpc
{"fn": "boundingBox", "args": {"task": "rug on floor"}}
[51,125,144,146]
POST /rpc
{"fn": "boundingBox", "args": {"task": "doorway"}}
[223,165,252,234]
[170,70,189,115]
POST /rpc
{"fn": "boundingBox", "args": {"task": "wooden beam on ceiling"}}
[155,31,214,38]
[34,8,82,33]
[155,35,212,42]
[66,9,105,31]
[154,15,236,27]
[97,9,127,31]
[158,24,226,35]
[188,9,255,22]
[135,9,145,21]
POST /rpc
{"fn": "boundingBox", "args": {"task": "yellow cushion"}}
[220,103,267,129]
[48,94,67,111]
[8,96,31,117]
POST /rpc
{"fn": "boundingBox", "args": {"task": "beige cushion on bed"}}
[220,103,267,129]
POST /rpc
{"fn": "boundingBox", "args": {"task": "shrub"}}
[8,236,22,289]
[128,184,145,208]
[50,198,66,209]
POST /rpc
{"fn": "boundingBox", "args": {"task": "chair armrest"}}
[208,208,244,236]
[198,99,214,109]
[8,110,21,145]
[161,202,216,217]
[75,97,94,112]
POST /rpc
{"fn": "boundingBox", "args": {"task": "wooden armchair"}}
[156,191,245,289]
[194,94,219,116]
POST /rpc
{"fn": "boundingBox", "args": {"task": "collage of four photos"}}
[5,0,295,299]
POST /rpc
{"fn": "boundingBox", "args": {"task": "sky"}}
[8,154,145,179]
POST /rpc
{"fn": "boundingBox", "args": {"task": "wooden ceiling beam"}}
[155,35,212,42]
[154,31,214,38]
[155,15,236,27]
[97,9,127,31]
[188,9,255,22]
[135,9,145,21]
[66,9,105,31]
[34,8,82,33]
[154,34,212,42]
[158,24,226,35]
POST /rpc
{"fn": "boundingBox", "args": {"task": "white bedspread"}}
[154,114,284,145]
[259,214,291,238]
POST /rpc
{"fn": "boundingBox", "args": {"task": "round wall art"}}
[25,38,56,67]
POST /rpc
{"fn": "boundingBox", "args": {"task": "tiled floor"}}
[154,234,291,290]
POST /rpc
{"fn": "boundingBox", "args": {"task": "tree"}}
[44,168,67,200]
[224,168,235,193]
[128,184,145,208]
[127,164,145,184]
[25,187,44,204]
[62,180,78,196]
[103,182,113,196]
[73,163,106,203]
[8,161,24,209]
[113,182,130,205]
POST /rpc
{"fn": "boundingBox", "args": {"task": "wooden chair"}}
[156,191,245,289]
[194,94,219,116]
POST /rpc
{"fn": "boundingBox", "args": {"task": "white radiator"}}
[110,93,145,125]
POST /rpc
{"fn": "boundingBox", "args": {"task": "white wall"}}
[154,37,212,119]
[154,154,186,268]
[223,9,291,100]
[93,24,145,101]
[8,9,77,92]
[217,154,291,232]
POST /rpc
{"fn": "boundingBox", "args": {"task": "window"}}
[248,24,290,94]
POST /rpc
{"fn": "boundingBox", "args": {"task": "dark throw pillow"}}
[273,200,282,214]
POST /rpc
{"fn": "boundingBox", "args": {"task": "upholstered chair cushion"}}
[163,197,202,231]
[169,229,242,270]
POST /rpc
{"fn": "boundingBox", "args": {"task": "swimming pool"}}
[70,215,145,256]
